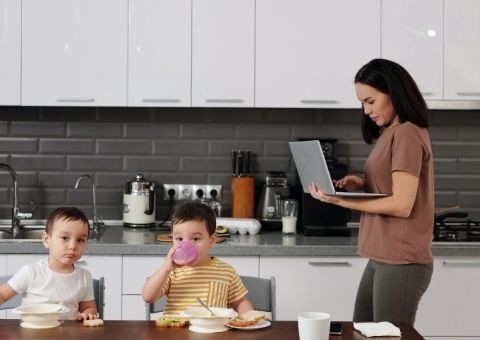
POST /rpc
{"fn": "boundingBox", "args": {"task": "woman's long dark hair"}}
[354,59,430,144]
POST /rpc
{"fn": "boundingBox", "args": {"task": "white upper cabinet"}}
[256,0,381,108]
[21,0,128,106]
[128,0,191,107]
[382,0,443,101]
[0,0,21,105]
[191,0,255,107]
[444,0,480,100]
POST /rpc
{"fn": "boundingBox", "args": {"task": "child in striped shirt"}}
[142,202,254,315]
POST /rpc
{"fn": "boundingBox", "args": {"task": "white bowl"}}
[182,307,237,331]
[12,303,69,327]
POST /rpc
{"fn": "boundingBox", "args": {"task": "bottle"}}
[172,240,198,266]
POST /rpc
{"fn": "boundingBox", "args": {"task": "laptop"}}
[289,140,388,197]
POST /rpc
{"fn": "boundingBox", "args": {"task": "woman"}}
[309,58,433,325]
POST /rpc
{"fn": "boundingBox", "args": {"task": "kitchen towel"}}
[353,322,401,337]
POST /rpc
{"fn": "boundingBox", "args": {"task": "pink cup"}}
[172,240,198,265]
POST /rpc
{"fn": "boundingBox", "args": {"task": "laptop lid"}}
[289,140,387,197]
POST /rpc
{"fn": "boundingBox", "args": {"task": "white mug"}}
[297,312,331,340]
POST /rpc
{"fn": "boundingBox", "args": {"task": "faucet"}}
[74,174,104,230]
[0,163,33,238]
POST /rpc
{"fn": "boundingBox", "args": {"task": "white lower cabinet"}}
[259,256,367,321]
[0,254,6,274]
[75,255,122,320]
[415,257,480,337]
[4,254,121,320]
[121,255,259,320]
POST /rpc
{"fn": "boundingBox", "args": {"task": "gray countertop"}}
[1,225,480,257]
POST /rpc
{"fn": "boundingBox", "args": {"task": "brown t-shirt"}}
[357,122,434,264]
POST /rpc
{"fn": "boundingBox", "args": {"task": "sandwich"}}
[155,315,189,327]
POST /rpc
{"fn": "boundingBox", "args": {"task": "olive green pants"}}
[353,259,433,326]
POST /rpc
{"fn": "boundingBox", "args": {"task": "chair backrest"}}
[241,275,276,321]
[146,295,167,320]
[146,275,276,320]
[1,275,105,319]
[93,277,105,319]
[0,275,22,310]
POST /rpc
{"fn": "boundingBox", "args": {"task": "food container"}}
[12,303,69,329]
[182,307,237,333]
[216,217,261,235]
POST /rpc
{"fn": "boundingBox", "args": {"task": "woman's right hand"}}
[334,175,366,192]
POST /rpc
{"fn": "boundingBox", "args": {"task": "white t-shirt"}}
[8,258,94,320]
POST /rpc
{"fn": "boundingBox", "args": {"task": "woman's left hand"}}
[308,183,341,205]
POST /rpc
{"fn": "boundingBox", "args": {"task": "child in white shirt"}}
[0,207,98,321]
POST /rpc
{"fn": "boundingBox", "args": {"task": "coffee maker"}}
[256,171,290,229]
[295,139,351,236]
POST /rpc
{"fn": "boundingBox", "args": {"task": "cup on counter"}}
[297,312,331,340]
[282,234,296,246]
[281,199,298,234]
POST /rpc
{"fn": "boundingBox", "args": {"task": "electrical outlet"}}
[192,185,207,200]
[206,185,222,200]
[163,184,179,200]
[177,184,192,200]
[163,184,222,201]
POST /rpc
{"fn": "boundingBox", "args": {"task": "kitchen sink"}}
[0,224,45,241]
[0,229,12,239]
[14,228,44,240]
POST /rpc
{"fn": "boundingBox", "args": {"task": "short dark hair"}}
[45,207,90,234]
[171,202,216,235]
[354,58,430,144]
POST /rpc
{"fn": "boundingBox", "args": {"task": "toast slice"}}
[83,319,104,327]
[227,310,266,327]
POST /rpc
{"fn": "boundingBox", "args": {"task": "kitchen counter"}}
[1,225,480,257]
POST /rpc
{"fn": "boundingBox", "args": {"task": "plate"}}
[20,321,62,329]
[228,319,271,330]
[189,325,228,333]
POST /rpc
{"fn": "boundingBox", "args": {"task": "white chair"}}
[146,275,276,320]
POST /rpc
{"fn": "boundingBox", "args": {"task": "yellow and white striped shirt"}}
[162,257,248,315]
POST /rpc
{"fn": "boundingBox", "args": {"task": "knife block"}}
[231,176,254,218]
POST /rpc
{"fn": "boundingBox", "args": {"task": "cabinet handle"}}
[57,98,95,103]
[142,98,180,103]
[443,261,480,268]
[421,92,435,97]
[308,261,352,267]
[456,92,480,97]
[300,100,340,104]
[205,99,244,104]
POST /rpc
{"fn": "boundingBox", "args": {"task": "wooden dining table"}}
[0,320,424,340]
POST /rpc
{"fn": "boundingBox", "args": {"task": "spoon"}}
[196,298,215,316]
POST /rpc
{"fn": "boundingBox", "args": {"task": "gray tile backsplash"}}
[1,107,480,221]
